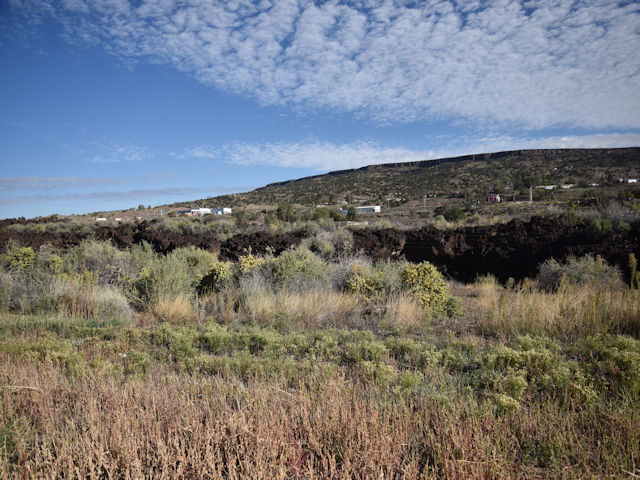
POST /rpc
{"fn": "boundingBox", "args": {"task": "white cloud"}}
[11,0,640,129]
[87,141,152,163]
[0,186,254,205]
[0,176,127,191]
[180,132,640,171]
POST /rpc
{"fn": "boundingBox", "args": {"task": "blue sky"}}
[1,0,639,219]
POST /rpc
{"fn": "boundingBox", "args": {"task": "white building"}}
[357,205,381,213]
[213,207,232,215]
[628,178,638,184]
[340,205,381,214]
[190,208,212,216]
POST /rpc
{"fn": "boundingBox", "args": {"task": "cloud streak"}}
[0,186,254,206]
[0,176,128,191]
[10,0,640,129]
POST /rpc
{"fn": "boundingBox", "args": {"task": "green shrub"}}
[576,335,640,396]
[2,242,36,270]
[198,260,233,293]
[236,253,266,276]
[493,393,520,415]
[131,246,216,308]
[443,205,464,222]
[344,339,389,363]
[0,272,11,311]
[92,286,133,320]
[345,264,385,302]
[401,261,462,316]
[344,260,402,303]
[588,218,613,239]
[269,247,328,289]
[302,236,336,258]
[537,254,623,291]
[66,238,136,286]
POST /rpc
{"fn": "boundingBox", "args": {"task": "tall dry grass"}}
[237,288,364,329]
[1,361,638,479]
[380,293,427,333]
[151,294,196,325]
[475,280,640,338]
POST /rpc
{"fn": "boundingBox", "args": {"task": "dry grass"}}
[380,293,427,333]
[151,294,196,325]
[238,288,365,329]
[1,361,638,479]
[475,280,640,339]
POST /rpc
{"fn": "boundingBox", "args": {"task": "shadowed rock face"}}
[1,216,638,283]
[352,217,639,283]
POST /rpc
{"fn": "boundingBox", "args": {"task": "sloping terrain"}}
[169,147,640,208]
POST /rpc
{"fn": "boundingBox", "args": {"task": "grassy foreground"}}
[1,240,639,478]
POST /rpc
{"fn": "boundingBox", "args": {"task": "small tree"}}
[276,204,298,222]
[444,206,464,222]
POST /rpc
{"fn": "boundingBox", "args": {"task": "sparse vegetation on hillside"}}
[170,148,640,209]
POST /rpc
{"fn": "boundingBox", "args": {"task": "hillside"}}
[168,147,640,209]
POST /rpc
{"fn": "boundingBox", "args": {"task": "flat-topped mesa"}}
[261,147,640,188]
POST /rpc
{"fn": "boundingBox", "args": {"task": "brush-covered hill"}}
[168,148,639,209]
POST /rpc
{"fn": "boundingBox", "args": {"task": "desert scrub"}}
[198,260,233,293]
[65,238,136,287]
[236,253,266,276]
[537,254,623,292]
[345,264,386,302]
[268,247,328,290]
[344,260,402,303]
[131,246,216,308]
[575,334,640,396]
[1,241,36,270]
[301,234,336,258]
[481,336,598,405]
[401,261,462,316]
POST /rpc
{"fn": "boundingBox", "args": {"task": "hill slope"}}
[169,147,640,208]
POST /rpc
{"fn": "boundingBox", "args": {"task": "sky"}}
[1,0,639,219]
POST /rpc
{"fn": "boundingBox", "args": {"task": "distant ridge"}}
[261,147,640,189]
[163,146,640,209]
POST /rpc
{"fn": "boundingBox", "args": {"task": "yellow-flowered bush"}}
[237,253,266,276]
[198,260,233,293]
[401,261,461,316]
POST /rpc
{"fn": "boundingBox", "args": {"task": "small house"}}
[190,208,212,216]
[486,194,501,202]
[356,205,381,213]
[213,207,232,215]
